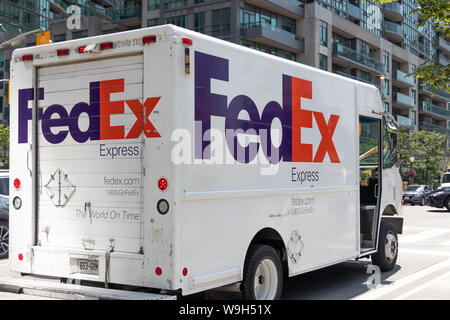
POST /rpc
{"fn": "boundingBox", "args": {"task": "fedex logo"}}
[18,79,161,144]
[194,51,340,164]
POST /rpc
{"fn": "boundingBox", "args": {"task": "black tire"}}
[445,197,450,212]
[241,244,283,300]
[0,220,9,260]
[371,222,398,272]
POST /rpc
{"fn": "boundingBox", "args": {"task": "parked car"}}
[402,184,432,206]
[438,172,450,189]
[0,170,9,259]
[427,188,450,211]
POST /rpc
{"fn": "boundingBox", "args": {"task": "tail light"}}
[78,46,86,53]
[157,199,169,215]
[158,178,168,191]
[13,178,21,190]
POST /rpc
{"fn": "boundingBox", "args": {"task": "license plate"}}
[77,259,99,275]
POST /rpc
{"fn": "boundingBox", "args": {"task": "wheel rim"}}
[384,232,397,263]
[0,225,8,256]
[253,258,278,300]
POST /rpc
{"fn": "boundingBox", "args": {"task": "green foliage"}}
[0,125,8,169]
[398,130,447,186]
[374,0,450,93]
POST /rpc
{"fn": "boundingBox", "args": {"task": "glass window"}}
[410,110,416,124]
[319,20,328,46]
[411,89,416,104]
[383,102,389,112]
[195,12,205,33]
[383,51,389,72]
[319,54,328,70]
[0,178,9,196]
[384,79,390,96]
[383,122,397,169]
[165,15,187,28]
[360,117,380,166]
[212,8,230,37]
[148,0,160,10]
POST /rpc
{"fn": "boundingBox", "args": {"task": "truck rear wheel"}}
[371,222,398,271]
[241,244,283,300]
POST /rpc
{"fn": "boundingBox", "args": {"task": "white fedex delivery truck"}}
[4,25,403,300]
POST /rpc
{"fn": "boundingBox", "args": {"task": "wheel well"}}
[247,228,287,270]
[383,205,397,216]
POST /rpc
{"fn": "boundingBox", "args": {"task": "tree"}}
[398,130,447,186]
[0,125,9,169]
[375,0,450,93]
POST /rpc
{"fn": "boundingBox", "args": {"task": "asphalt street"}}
[0,204,449,300]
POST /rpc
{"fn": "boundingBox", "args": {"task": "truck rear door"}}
[36,55,144,254]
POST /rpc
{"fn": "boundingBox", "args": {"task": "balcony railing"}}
[334,71,386,98]
[332,43,386,74]
[393,69,415,86]
[420,122,450,136]
[396,115,414,129]
[107,6,141,21]
[393,92,415,107]
[420,81,450,100]
[384,21,403,36]
[419,101,450,118]
[384,2,403,15]
[240,22,302,42]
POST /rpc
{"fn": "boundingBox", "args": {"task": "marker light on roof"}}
[57,49,69,56]
[21,55,33,61]
[78,46,86,53]
[100,42,114,50]
[182,38,193,46]
[143,36,157,44]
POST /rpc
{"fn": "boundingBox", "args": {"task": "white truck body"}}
[8,25,402,297]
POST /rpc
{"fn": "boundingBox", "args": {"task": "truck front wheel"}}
[371,222,398,271]
[241,244,283,300]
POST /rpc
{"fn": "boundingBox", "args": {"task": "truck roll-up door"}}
[36,55,144,254]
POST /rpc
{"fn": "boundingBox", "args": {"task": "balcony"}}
[420,81,450,102]
[384,21,404,44]
[241,22,304,53]
[332,43,386,74]
[436,54,449,67]
[419,121,450,137]
[393,92,415,108]
[384,2,403,23]
[49,0,66,14]
[396,114,414,129]
[437,36,450,52]
[107,5,141,26]
[419,101,450,120]
[392,69,415,87]
[244,0,305,19]
[334,71,386,99]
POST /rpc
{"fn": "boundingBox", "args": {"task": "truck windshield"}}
[443,174,450,183]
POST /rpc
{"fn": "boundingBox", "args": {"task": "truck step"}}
[0,277,176,300]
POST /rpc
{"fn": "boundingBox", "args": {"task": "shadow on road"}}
[281,260,401,300]
[426,209,449,213]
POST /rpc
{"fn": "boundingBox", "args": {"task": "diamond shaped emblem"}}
[44,169,76,207]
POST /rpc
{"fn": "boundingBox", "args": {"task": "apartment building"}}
[1,0,449,149]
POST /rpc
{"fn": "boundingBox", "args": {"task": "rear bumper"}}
[20,246,148,288]
[428,197,445,208]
